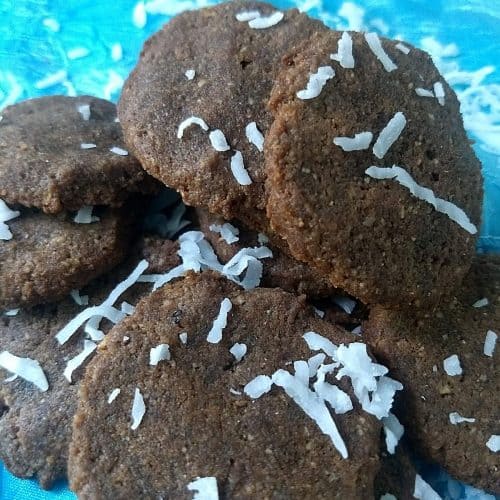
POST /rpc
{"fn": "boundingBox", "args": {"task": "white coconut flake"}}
[0,199,20,241]
[294,360,310,385]
[395,42,410,55]
[313,307,325,319]
[307,353,326,377]
[433,81,445,106]
[74,206,100,224]
[248,11,284,29]
[185,69,196,80]
[372,112,406,159]
[131,387,146,430]
[43,17,60,32]
[364,32,397,72]
[297,66,335,100]
[229,343,247,363]
[382,412,404,454]
[108,388,121,404]
[330,32,355,68]
[303,331,338,358]
[416,88,435,98]
[472,297,489,308]
[209,129,230,152]
[85,325,105,342]
[179,332,188,344]
[34,69,67,89]
[333,132,373,151]
[70,289,89,306]
[235,10,261,22]
[272,369,348,458]
[443,354,462,376]
[244,374,273,399]
[67,47,89,60]
[149,344,171,366]
[63,340,97,382]
[230,150,252,186]
[229,388,242,396]
[0,351,48,391]
[4,309,19,317]
[80,142,97,149]
[351,325,362,335]
[313,365,353,414]
[484,330,497,357]
[414,474,441,500]
[245,122,264,152]
[257,233,269,245]
[209,223,240,244]
[486,435,500,452]
[77,104,90,121]
[132,1,147,28]
[365,165,478,234]
[111,43,123,61]
[449,411,475,425]
[177,116,209,139]
[359,375,403,420]
[120,301,135,315]
[332,296,357,315]
[187,476,219,500]
[207,298,232,344]
[109,146,128,156]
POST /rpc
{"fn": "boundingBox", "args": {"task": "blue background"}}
[0,0,499,498]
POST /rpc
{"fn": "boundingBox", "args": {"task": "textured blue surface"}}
[0,0,499,498]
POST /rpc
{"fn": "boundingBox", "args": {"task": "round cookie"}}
[69,272,382,499]
[0,206,133,309]
[265,31,482,307]
[118,1,326,233]
[196,208,336,297]
[364,255,500,493]
[0,237,179,488]
[0,96,158,213]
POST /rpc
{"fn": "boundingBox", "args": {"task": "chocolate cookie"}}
[0,237,178,488]
[118,1,326,233]
[69,272,382,499]
[265,31,482,307]
[0,96,157,213]
[364,255,500,493]
[0,207,132,309]
[196,208,335,297]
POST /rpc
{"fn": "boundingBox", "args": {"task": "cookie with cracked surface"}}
[118,1,326,234]
[69,272,381,499]
[364,255,500,493]
[265,31,482,307]
[0,95,158,213]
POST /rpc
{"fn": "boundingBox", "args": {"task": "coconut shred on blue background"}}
[0,0,499,499]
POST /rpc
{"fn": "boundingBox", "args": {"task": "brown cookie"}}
[0,237,178,488]
[0,207,134,309]
[364,255,500,493]
[0,96,158,213]
[118,1,326,234]
[196,208,335,297]
[265,31,482,307]
[69,272,382,499]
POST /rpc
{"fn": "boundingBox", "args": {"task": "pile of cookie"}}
[0,1,498,498]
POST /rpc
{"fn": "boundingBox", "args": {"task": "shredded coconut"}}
[149,344,171,365]
[235,10,261,22]
[372,112,407,159]
[108,388,121,403]
[449,412,475,424]
[77,104,90,120]
[484,330,497,357]
[248,11,284,29]
[443,354,462,376]
[209,222,240,244]
[365,165,478,234]
[120,301,135,315]
[80,142,97,149]
[245,122,264,152]
[313,365,353,414]
[70,289,89,306]
[351,325,362,335]
[357,375,403,420]
[132,1,147,28]
[111,43,122,61]
[179,332,188,344]
[333,132,373,151]
[308,353,326,376]
[395,42,410,54]
[364,32,397,72]
[414,474,442,500]
[330,32,355,68]
[74,206,100,224]
[293,360,310,385]
[415,88,435,98]
[43,17,60,32]
[109,146,128,156]
[229,388,242,396]
[433,81,446,106]
[131,387,146,430]
[472,297,489,308]
[486,435,500,452]
[207,298,232,344]
[4,309,19,316]
[297,66,335,100]
[313,307,325,318]
[187,476,219,500]
[0,199,20,241]
[67,47,89,60]
[382,412,404,454]
[185,69,196,80]
[244,374,273,399]
[34,69,67,89]
[332,296,357,315]
[230,151,252,186]
[177,116,209,139]
[257,233,269,245]
[209,129,230,152]
[229,343,247,363]
[63,340,97,382]
[0,351,48,391]
[303,331,338,358]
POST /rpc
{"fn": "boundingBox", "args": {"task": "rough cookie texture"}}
[197,208,335,297]
[0,237,178,488]
[364,255,500,493]
[69,272,381,499]
[0,207,133,309]
[0,96,158,213]
[118,1,326,234]
[265,31,482,307]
